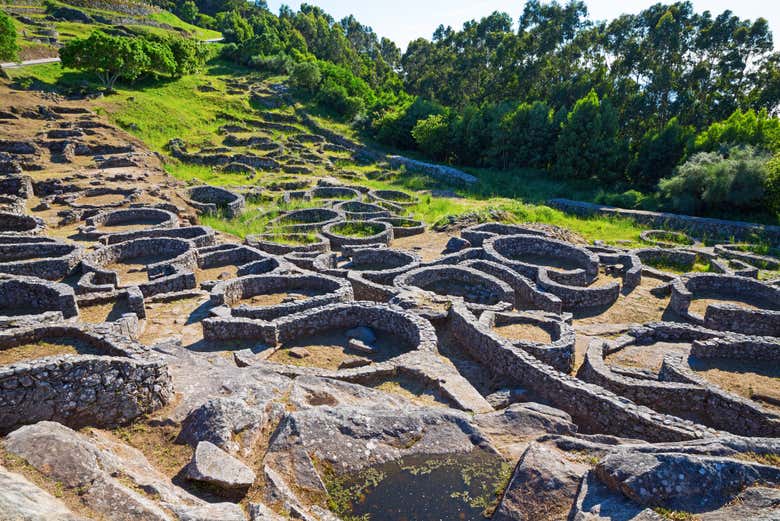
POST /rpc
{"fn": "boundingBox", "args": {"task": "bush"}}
[289,61,321,91]
[412,114,451,161]
[554,90,627,181]
[629,117,694,189]
[765,155,780,214]
[0,10,19,62]
[695,109,780,154]
[596,189,647,209]
[250,53,292,74]
[374,97,445,150]
[658,146,770,214]
[315,77,364,119]
[495,101,557,169]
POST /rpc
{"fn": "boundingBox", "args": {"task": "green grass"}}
[330,221,386,238]
[9,61,777,250]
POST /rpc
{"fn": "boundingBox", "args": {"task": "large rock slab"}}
[0,465,84,521]
[264,405,495,494]
[595,451,780,511]
[493,443,588,521]
[185,441,256,491]
[3,421,247,520]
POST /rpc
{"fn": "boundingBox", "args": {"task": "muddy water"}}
[334,451,509,521]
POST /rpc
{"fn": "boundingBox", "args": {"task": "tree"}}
[289,61,321,91]
[412,114,451,160]
[554,90,626,180]
[0,10,19,62]
[495,101,557,169]
[59,32,150,91]
[629,117,694,189]
[217,10,254,44]
[177,0,199,24]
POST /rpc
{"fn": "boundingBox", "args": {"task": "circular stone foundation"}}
[186,185,245,218]
[0,212,45,236]
[462,222,548,247]
[313,248,420,282]
[669,273,780,336]
[80,208,179,239]
[0,238,82,280]
[371,217,425,238]
[368,189,418,207]
[82,237,197,289]
[640,230,695,248]
[334,201,393,220]
[480,310,575,373]
[0,275,79,319]
[322,221,393,249]
[209,273,353,321]
[395,265,514,313]
[246,233,330,255]
[270,208,343,232]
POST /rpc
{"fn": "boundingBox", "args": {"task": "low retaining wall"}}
[548,198,780,244]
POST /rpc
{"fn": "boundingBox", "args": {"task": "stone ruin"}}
[0,95,779,521]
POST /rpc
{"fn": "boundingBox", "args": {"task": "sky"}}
[265,0,780,51]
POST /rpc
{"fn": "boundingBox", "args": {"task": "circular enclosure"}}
[322,220,393,249]
[246,233,330,255]
[0,212,44,236]
[334,200,393,220]
[270,208,343,232]
[395,264,514,313]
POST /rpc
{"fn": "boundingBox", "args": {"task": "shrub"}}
[695,109,780,154]
[289,61,321,91]
[0,10,20,62]
[658,146,770,214]
[374,97,445,150]
[554,90,627,180]
[496,101,557,169]
[596,189,646,209]
[630,117,695,189]
[412,114,451,161]
[315,77,364,119]
[765,154,780,214]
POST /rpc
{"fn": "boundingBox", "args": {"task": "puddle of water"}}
[326,451,511,521]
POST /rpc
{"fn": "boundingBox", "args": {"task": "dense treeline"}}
[156,1,780,217]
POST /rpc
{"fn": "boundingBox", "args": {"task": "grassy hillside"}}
[8,57,778,260]
[2,0,220,60]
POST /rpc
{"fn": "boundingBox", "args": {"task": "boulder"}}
[185,441,256,491]
[570,471,664,521]
[493,443,588,521]
[595,451,780,511]
[345,326,376,343]
[0,465,84,521]
[178,397,268,454]
[444,236,471,253]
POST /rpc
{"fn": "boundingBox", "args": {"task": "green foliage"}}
[695,109,780,153]
[216,10,253,44]
[765,154,780,214]
[659,146,770,214]
[290,61,321,91]
[412,114,451,161]
[60,31,151,90]
[177,0,199,24]
[494,101,557,169]
[630,117,695,189]
[0,10,19,62]
[60,31,207,89]
[375,97,445,150]
[554,90,626,180]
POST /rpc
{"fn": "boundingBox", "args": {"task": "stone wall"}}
[446,304,707,442]
[0,276,78,319]
[0,239,82,280]
[0,322,172,434]
[548,198,780,244]
[186,186,245,218]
